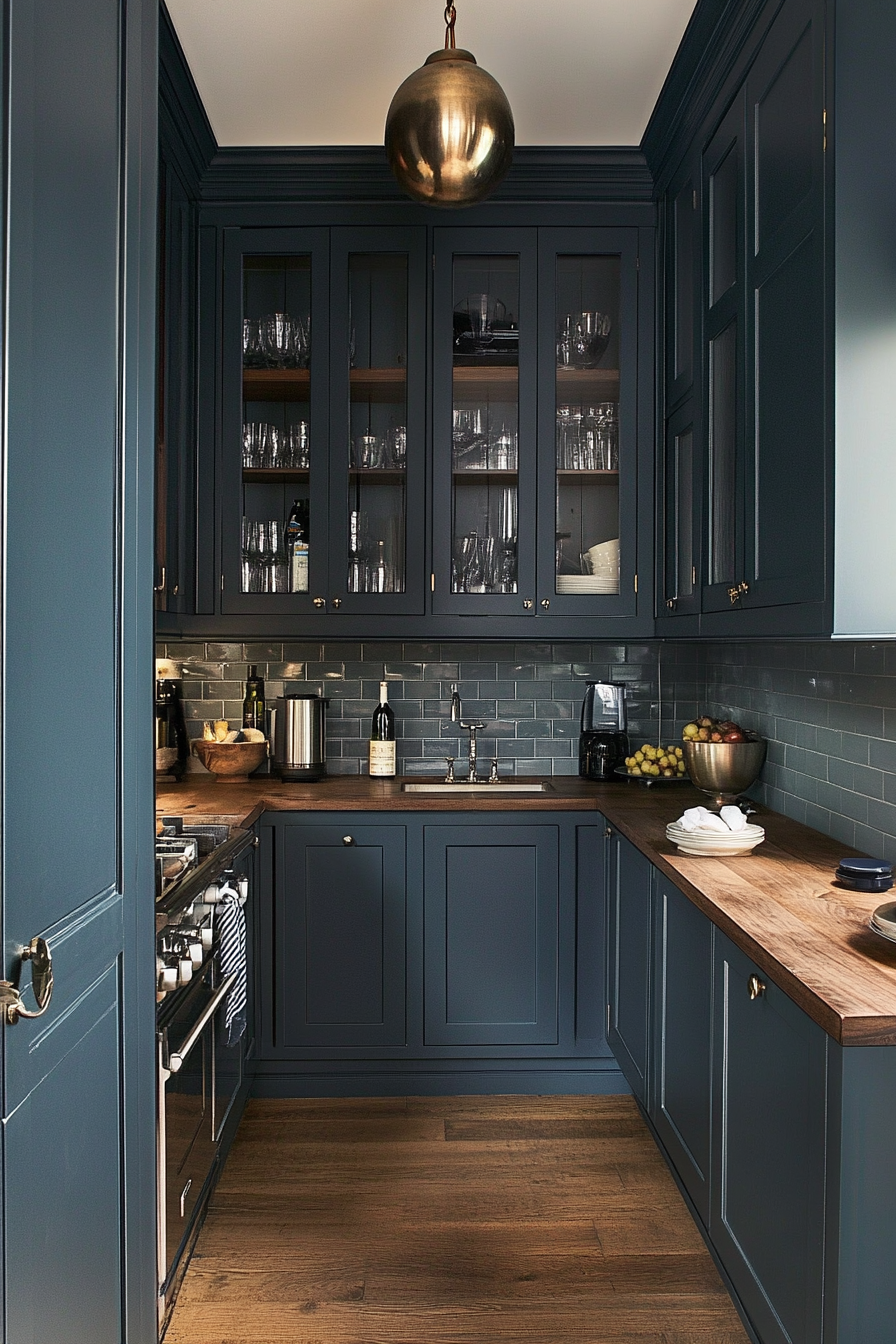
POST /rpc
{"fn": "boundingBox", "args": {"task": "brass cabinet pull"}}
[748,974,766,1000]
[0,937,54,1025]
[541,598,550,609]
[331,597,342,609]
[728,581,751,606]
[605,826,613,839]
[728,586,740,605]
[313,597,326,609]
[523,598,533,609]
[666,597,677,610]
[153,566,166,594]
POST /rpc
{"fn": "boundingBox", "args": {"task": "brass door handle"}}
[748,974,766,1000]
[0,937,54,1025]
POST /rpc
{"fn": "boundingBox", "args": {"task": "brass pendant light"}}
[385,3,514,208]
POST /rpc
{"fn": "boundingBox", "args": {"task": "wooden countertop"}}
[157,773,896,1046]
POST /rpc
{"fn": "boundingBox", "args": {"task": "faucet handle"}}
[489,758,499,783]
[444,756,456,783]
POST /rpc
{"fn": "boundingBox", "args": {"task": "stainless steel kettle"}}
[269,694,329,782]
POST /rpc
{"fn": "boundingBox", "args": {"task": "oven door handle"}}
[165,973,238,1074]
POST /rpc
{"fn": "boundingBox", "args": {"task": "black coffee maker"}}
[579,682,629,780]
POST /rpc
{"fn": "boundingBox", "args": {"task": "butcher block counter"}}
[157,773,896,1045]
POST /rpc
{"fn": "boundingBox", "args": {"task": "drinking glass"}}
[386,425,407,469]
[242,318,263,368]
[353,434,383,469]
[285,422,310,469]
[241,519,261,593]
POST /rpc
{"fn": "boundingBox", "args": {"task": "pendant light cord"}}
[444,3,456,49]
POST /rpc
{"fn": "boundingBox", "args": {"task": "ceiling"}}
[165,0,698,149]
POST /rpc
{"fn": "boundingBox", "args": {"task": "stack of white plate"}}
[869,902,896,943]
[557,575,619,594]
[665,820,765,856]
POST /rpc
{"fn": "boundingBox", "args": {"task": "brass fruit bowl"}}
[681,739,767,807]
[191,739,267,782]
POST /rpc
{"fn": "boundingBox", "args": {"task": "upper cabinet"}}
[658,0,828,636]
[432,227,645,622]
[222,226,427,618]
[161,210,655,639]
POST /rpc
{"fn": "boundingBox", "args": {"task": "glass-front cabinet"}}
[433,227,640,618]
[221,227,425,615]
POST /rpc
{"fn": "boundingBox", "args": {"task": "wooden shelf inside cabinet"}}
[243,468,309,484]
[452,366,519,400]
[556,368,620,398]
[556,470,620,481]
[452,469,519,482]
[243,368,310,401]
[242,367,408,403]
[348,469,407,485]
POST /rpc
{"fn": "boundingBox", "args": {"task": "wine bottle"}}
[368,680,396,778]
[242,664,265,732]
[285,498,309,593]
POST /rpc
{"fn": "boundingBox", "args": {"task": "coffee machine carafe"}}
[579,682,629,780]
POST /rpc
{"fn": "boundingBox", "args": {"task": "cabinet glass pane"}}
[346,254,407,594]
[240,255,312,594]
[664,425,694,601]
[709,321,737,586]
[451,256,519,594]
[554,255,620,596]
[710,144,738,306]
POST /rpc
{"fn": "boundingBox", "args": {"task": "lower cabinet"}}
[606,830,653,1104]
[271,821,408,1049]
[257,811,617,1091]
[712,932,827,1344]
[423,823,559,1047]
[652,873,713,1225]
[607,825,896,1344]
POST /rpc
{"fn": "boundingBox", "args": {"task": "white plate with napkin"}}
[667,805,765,856]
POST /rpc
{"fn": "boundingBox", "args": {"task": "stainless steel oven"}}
[155,819,254,1335]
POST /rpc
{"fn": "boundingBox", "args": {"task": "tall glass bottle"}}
[368,681,396,778]
[242,665,265,733]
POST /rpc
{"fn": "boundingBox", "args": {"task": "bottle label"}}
[369,740,396,776]
[291,542,309,593]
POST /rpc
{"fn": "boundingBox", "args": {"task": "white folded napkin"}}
[720,805,748,833]
[677,806,730,833]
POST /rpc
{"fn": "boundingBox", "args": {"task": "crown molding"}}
[197,145,654,206]
[159,2,217,192]
[642,0,773,190]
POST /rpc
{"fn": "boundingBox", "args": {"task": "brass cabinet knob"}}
[523,598,533,609]
[313,597,326,609]
[342,836,354,846]
[728,586,740,605]
[541,598,550,609]
[331,597,342,609]
[605,826,613,839]
[748,974,766,1000]
[666,597,677,610]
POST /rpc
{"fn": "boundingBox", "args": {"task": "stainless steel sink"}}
[401,780,551,794]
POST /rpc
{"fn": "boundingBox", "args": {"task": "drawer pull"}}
[748,974,766,1000]
[343,835,354,846]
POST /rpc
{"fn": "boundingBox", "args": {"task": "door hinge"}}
[220,573,225,593]
[692,564,697,586]
[431,572,435,592]
[692,188,697,210]
[432,252,436,271]
[823,108,827,153]
[606,1001,611,1033]
[633,572,638,594]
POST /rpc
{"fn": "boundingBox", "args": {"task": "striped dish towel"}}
[216,884,247,1047]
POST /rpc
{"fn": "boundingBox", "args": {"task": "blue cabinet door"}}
[271,821,407,1049]
[712,932,826,1344]
[605,831,652,1103]
[651,876,713,1224]
[423,823,560,1046]
[1,0,156,1340]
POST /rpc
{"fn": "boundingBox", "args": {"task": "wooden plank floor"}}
[165,1095,750,1344]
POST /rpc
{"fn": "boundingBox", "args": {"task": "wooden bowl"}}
[191,738,267,782]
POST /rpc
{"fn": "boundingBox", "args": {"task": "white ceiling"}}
[165,0,698,148]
